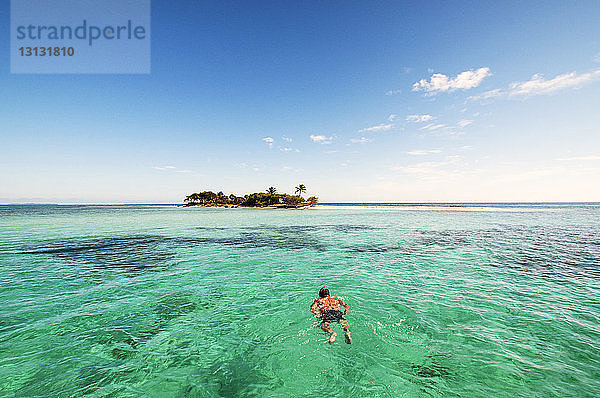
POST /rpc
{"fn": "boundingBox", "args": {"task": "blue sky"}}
[1,1,600,203]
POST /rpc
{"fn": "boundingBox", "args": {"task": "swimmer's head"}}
[319,287,330,298]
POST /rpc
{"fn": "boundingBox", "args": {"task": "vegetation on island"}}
[183,184,318,208]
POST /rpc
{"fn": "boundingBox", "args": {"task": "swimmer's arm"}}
[337,297,349,314]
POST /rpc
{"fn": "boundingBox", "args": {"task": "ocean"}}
[1,204,599,397]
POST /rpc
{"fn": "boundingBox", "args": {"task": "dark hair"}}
[319,287,330,298]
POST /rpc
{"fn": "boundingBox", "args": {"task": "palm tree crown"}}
[295,184,306,196]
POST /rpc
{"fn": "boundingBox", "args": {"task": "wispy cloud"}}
[406,114,434,123]
[470,69,600,100]
[238,162,261,171]
[407,149,442,155]
[457,119,473,128]
[350,137,370,144]
[282,136,292,143]
[509,70,600,96]
[555,155,600,161]
[419,123,445,131]
[469,89,502,101]
[358,123,394,133]
[413,67,491,94]
[310,134,333,144]
[262,136,274,148]
[280,147,300,152]
[388,114,398,122]
[153,165,192,173]
[385,89,402,96]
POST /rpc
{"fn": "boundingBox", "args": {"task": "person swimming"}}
[310,287,352,344]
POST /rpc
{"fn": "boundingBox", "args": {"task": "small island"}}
[183,184,318,208]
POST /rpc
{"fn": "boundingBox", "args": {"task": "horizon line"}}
[2,201,599,206]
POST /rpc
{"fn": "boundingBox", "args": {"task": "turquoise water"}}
[1,204,599,397]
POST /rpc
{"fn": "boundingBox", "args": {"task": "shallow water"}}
[1,204,599,397]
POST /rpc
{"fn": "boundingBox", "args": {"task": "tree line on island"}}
[183,184,318,208]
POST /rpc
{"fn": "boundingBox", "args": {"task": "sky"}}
[1,0,600,203]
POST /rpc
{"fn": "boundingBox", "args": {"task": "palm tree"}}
[295,184,306,196]
[266,187,277,195]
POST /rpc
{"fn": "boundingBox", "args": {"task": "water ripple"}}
[1,205,599,396]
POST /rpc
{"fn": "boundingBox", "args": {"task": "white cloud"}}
[406,114,434,123]
[324,150,338,154]
[470,89,502,101]
[388,114,398,122]
[385,89,402,96]
[407,149,442,155]
[262,136,274,148]
[358,123,394,133]
[282,136,292,142]
[457,119,473,128]
[310,134,333,144]
[350,137,370,144]
[460,145,474,150]
[555,155,600,161]
[280,147,300,152]
[470,69,600,100]
[413,67,491,94]
[153,165,193,173]
[508,70,600,96]
[419,123,445,131]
